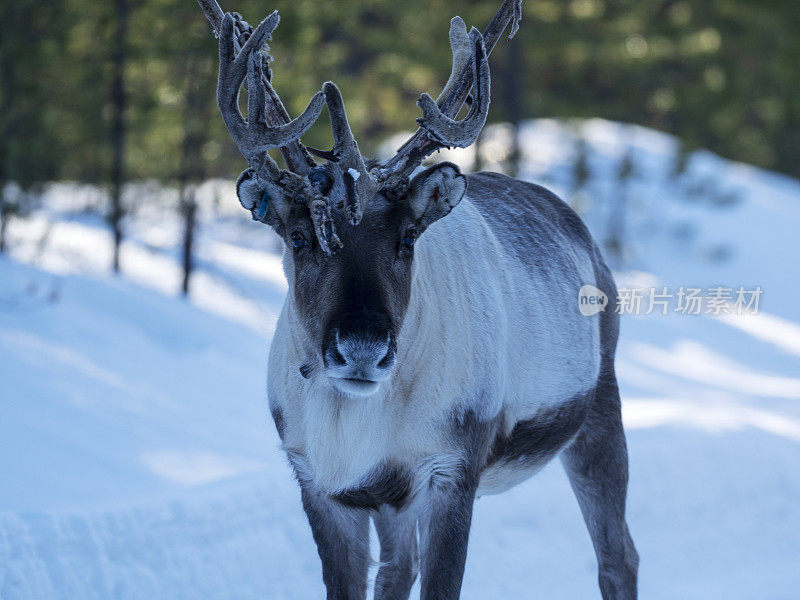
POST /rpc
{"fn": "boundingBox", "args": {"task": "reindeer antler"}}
[310,0,522,205]
[197,0,522,253]
[380,0,522,185]
[215,12,324,177]
[197,0,319,174]
[415,23,490,149]
[312,14,500,225]
[198,1,347,253]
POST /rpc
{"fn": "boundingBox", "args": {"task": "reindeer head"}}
[198,0,521,396]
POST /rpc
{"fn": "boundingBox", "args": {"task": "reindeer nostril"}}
[331,346,347,366]
[377,349,393,369]
[377,334,395,369]
[327,329,347,366]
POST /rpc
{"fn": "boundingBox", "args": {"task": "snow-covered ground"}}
[1,120,799,599]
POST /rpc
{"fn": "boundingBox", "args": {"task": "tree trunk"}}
[605,192,627,262]
[605,151,634,263]
[503,35,524,178]
[180,186,197,296]
[109,0,128,273]
[472,131,485,173]
[0,186,21,254]
[0,203,8,253]
[176,43,213,298]
[0,7,16,255]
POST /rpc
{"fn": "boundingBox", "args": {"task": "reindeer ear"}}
[236,169,292,235]
[408,162,467,231]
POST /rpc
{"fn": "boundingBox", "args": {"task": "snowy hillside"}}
[1,120,799,599]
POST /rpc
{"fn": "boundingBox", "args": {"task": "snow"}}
[2,120,799,598]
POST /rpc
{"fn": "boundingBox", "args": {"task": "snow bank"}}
[2,120,799,598]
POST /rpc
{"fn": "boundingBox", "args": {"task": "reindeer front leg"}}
[418,459,479,600]
[299,483,371,600]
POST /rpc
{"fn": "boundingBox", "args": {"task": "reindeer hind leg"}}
[560,369,638,600]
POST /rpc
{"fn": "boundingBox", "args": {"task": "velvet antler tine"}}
[436,17,472,104]
[197,0,224,32]
[217,14,242,119]
[233,12,279,70]
[322,81,379,224]
[247,53,268,128]
[416,29,490,148]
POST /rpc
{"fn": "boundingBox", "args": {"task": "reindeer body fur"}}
[269,173,607,499]
[199,1,637,596]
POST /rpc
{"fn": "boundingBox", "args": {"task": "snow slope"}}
[1,120,799,599]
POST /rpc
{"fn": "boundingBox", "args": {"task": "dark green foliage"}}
[1,0,797,189]
[0,0,68,187]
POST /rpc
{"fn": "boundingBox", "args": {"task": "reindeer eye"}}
[291,231,308,249]
[402,229,418,250]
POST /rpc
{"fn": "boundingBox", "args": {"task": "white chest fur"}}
[296,379,448,492]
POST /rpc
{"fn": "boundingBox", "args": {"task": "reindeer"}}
[196,1,638,598]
